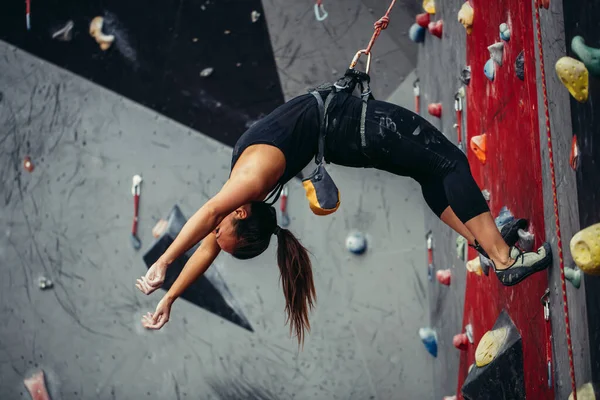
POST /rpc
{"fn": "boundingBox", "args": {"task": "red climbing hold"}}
[470,134,487,164]
[23,156,34,172]
[416,12,430,28]
[428,20,443,38]
[538,0,549,9]
[570,135,580,170]
[428,103,442,118]
[436,269,451,285]
[453,333,469,350]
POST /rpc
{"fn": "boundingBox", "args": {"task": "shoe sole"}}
[496,242,553,287]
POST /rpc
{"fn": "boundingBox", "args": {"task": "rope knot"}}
[374,16,389,30]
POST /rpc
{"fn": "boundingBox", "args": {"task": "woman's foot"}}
[470,218,528,259]
[493,243,553,286]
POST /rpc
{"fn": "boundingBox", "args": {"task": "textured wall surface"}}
[0,40,434,399]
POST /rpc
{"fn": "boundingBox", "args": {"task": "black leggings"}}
[324,96,489,224]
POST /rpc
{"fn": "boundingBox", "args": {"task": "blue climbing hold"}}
[409,23,426,43]
[499,23,510,41]
[484,58,495,81]
[495,206,515,229]
[346,231,367,255]
[419,327,438,357]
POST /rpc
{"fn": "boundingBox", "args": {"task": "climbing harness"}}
[314,0,328,21]
[413,79,421,114]
[534,1,577,397]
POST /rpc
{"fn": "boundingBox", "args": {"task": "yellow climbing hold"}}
[570,223,600,275]
[423,0,436,14]
[458,2,474,34]
[475,327,508,367]
[568,382,596,400]
[555,57,589,103]
[466,257,483,276]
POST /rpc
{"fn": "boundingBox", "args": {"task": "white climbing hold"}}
[488,42,505,66]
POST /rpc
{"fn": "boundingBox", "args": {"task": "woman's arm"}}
[158,171,268,266]
[142,234,221,330]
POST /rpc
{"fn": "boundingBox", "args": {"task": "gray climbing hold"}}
[200,67,214,77]
[460,66,472,85]
[515,51,525,80]
[488,42,505,66]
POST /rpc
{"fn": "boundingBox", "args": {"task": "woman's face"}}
[214,206,249,253]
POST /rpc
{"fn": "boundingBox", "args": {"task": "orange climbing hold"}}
[23,156,34,172]
[428,103,442,118]
[428,20,443,38]
[570,135,580,170]
[436,269,451,285]
[453,333,469,350]
[416,12,430,28]
[470,134,487,164]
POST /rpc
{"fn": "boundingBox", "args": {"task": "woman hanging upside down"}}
[136,83,553,345]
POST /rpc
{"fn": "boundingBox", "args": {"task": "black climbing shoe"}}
[494,243,553,286]
[469,218,529,259]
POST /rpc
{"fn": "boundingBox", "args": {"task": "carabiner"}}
[349,49,372,75]
[413,78,420,97]
[314,1,328,21]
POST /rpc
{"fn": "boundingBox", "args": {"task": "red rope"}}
[534,1,577,398]
[364,0,397,54]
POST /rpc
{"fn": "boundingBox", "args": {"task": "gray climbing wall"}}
[0,37,435,400]
[415,0,468,398]
[261,0,420,101]
[534,2,592,398]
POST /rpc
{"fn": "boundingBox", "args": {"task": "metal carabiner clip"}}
[349,49,372,75]
[314,1,328,21]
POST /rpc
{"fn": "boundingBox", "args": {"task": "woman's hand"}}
[136,259,168,295]
[142,296,173,330]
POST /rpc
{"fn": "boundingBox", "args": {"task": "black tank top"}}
[230,91,363,185]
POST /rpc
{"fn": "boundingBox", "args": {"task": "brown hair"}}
[232,201,316,346]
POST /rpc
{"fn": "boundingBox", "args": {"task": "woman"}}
[136,84,553,345]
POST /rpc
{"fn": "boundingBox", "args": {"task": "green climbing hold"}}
[572,36,600,76]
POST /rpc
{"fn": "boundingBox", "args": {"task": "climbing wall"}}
[460,0,552,397]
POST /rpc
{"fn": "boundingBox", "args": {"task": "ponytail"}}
[275,228,316,347]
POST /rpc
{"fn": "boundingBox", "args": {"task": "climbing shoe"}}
[494,243,553,286]
[469,218,529,259]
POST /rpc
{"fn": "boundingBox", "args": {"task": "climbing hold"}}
[481,189,490,201]
[453,333,469,351]
[538,0,550,9]
[499,23,510,41]
[475,327,509,367]
[555,57,589,103]
[571,36,600,76]
[570,223,600,274]
[565,267,582,289]
[419,327,438,357]
[515,51,525,80]
[470,134,487,164]
[409,23,426,43]
[466,257,483,276]
[495,206,514,229]
[456,236,467,261]
[570,135,580,170]
[251,10,261,23]
[416,12,430,28]
[38,276,53,290]
[436,269,451,285]
[568,382,598,400]
[462,311,525,399]
[517,229,535,252]
[465,323,474,343]
[479,255,492,276]
[200,67,214,77]
[89,16,115,51]
[422,0,436,14]
[346,231,367,255]
[23,156,34,172]
[428,103,442,118]
[488,42,504,65]
[152,219,168,238]
[484,59,495,81]
[444,397,457,400]
[428,20,443,38]
[52,20,74,41]
[24,370,52,400]
[460,66,472,85]
[457,2,474,34]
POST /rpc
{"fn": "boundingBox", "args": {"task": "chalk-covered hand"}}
[136,259,167,295]
[142,296,173,330]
